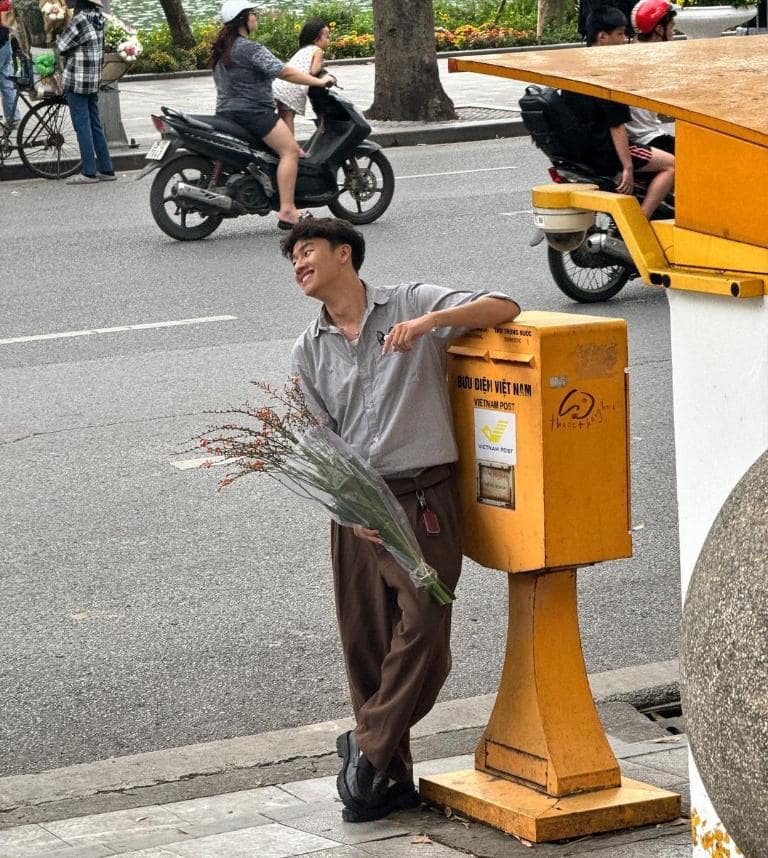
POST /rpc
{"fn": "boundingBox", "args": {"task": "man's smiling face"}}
[291,238,350,299]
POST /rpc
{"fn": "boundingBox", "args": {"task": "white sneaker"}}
[97,172,117,182]
[65,174,99,185]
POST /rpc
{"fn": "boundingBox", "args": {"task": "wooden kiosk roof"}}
[450,36,768,148]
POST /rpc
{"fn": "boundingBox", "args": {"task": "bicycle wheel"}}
[17,97,82,179]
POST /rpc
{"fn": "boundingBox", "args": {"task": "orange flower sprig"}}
[186,377,455,605]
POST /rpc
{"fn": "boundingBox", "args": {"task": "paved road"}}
[0,136,680,776]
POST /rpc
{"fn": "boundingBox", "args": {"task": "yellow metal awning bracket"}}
[532,184,668,284]
[646,270,765,299]
[532,185,767,298]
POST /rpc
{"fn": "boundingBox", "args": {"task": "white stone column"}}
[667,289,768,856]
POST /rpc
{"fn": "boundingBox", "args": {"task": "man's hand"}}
[381,315,434,354]
[352,525,383,544]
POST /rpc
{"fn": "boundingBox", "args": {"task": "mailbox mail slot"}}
[449,311,632,573]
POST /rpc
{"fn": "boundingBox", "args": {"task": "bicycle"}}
[0,54,81,179]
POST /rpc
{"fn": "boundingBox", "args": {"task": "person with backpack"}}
[578,0,636,40]
[561,5,674,218]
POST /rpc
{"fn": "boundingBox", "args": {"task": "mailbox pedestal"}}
[419,312,680,842]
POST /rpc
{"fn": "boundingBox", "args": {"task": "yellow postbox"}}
[419,312,680,842]
[448,311,631,574]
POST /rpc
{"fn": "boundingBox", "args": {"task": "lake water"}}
[111,0,369,31]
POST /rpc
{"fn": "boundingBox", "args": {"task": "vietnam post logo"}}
[481,420,509,444]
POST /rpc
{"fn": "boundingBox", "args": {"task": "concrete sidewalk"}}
[116,56,529,153]
[0,55,531,181]
[0,661,691,857]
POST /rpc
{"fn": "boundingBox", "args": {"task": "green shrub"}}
[146,50,179,73]
[434,0,538,30]
[328,31,376,59]
[190,41,212,68]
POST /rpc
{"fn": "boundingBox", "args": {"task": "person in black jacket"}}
[579,0,636,39]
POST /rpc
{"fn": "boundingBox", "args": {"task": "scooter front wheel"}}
[149,154,223,241]
[547,245,632,303]
[328,149,394,224]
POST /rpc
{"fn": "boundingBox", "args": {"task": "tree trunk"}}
[537,0,568,39]
[158,0,195,49]
[365,0,456,122]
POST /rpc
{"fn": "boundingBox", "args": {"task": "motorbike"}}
[136,85,395,241]
[519,84,674,303]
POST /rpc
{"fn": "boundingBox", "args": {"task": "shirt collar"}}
[310,282,392,338]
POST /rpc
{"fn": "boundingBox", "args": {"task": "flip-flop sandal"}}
[278,211,315,230]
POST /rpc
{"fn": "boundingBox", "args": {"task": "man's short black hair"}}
[281,217,366,272]
[586,5,627,44]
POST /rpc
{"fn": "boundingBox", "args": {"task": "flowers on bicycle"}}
[117,40,143,62]
[182,378,455,606]
[41,2,67,20]
[104,14,143,59]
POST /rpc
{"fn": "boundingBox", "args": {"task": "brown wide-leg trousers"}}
[330,464,463,784]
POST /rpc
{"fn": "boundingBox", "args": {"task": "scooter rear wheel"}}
[547,245,631,303]
[328,150,394,224]
[149,154,223,241]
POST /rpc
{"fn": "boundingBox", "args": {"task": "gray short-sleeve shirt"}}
[214,37,285,113]
[291,282,517,478]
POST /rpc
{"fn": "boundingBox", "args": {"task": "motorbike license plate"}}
[146,139,171,161]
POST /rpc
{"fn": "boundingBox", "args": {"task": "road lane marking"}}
[172,455,228,471]
[397,166,518,180]
[0,315,238,346]
[501,210,533,216]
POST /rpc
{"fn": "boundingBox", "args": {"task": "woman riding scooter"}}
[212,0,335,229]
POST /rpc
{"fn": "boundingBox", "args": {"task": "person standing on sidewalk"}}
[56,0,116,185]
[0,0,21,128]
[282,217,521,823]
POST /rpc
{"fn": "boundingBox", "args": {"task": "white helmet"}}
[220,0,254,23]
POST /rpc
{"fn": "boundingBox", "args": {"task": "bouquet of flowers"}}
[186,378,455,606]
[40,1,66,21]
[103,13,143,61]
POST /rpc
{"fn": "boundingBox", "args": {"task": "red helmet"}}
[631,0,675,34]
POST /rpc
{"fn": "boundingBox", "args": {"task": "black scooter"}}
[137,86,395,241]
[519,84,673,303]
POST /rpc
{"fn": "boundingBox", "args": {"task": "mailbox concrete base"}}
[419,569,681,842]
[419,772,681,843]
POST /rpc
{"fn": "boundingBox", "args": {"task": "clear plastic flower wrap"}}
[188,378,455,606]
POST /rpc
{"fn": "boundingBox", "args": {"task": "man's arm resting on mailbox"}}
[381,296,520,354]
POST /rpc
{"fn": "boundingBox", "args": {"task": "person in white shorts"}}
[627,0,677,154]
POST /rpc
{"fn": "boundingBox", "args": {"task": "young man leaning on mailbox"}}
[282,217,521,823]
